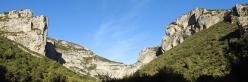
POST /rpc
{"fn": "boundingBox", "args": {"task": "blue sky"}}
[1,0,247,64]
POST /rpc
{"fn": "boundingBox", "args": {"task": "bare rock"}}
[234,4,248,16]
[136,47,160,65]
[233,4,248,30]
[0,9,48,55]
[161,8,229,52]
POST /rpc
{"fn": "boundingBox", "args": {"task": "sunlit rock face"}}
[161,8,229,52]
[234,4,248,31]
[161,4,248,52]
[0,9,48,55]
[136,47,160,65]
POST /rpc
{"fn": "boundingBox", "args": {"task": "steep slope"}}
[106,22,248,82]
[106,4,248,82]
[0,36,96,82]
[0,10,97,82]
[139,22,238,80]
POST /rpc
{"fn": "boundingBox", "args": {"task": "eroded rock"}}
[0,9,48,55]
[161,8,230,52]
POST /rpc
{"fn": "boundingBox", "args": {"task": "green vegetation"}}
[0,36,96,82]
[106,22,248,82]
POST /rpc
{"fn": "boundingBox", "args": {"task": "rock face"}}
[0,9,48,55]
[136,47,160,65]
[162,8,229,52]
[46,38,160,78]
[161,4,248,52]
[234,4,248,31]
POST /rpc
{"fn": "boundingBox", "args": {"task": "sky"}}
[1,0,247,64]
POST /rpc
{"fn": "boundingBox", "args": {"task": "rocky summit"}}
[0,9,48,55]
[161,4,248,52]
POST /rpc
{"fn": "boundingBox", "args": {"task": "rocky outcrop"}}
[162,8,230,52]
[0,9,48,55]
[233,4,248,31]
[161,4,248,52]
[136,47,161,65]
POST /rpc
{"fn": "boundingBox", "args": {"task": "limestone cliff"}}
[136,47,161,65]
[233,4,248,30]
[161,4,248,52]
[0,9,48,55]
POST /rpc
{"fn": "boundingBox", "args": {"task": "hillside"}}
[0,36,96,82]
[0,9,98,82]
[106,4,248,82]
[106,19,248,82]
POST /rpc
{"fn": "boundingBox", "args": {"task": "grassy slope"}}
[0,36,97,82]
[106,22,248,82]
